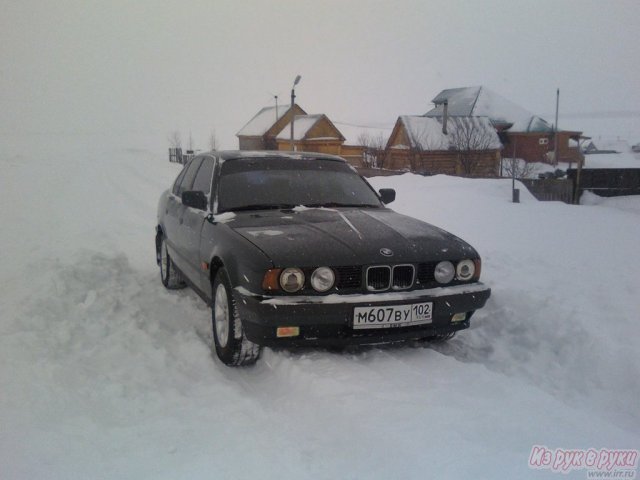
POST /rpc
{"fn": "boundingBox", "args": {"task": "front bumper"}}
[235,283,491,347]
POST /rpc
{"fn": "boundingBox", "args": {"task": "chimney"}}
[442,100,448,134]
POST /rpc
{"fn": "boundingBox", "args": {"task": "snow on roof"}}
[431,87,483,116]
[596,137,631,152]
[276,114,324,141]
[526,116,553,132]
[583,151,640,169]
[336,122,393,146]
[399,115,502,150]
[237,104,291,137]
[426,86,554,133]
[401,116,449,150]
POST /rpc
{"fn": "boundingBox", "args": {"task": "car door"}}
[163,161,190,256]
[180,155,214,289]
[166,156,203,275]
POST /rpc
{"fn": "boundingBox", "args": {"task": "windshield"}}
[218,157,382,212]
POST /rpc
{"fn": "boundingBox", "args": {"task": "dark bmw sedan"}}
[156,151,491,366]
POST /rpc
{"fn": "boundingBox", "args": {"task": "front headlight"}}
[456,259,475,281]
[280,268,305,293]
[310,267,335,292]
[434,261,455,284]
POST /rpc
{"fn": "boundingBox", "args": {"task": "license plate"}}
[353,302,433,329]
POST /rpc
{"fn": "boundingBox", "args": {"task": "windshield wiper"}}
[303,202,380,208]
[227,203,298,212]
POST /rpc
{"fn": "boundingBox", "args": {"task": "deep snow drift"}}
[1,138,638,479]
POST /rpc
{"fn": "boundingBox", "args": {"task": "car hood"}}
[227,207,478,267]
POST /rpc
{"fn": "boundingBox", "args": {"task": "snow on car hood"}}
[228,207,478,266]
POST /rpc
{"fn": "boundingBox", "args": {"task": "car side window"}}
[192,157,214,195]
[171,164,189,196]
[176,157,203,196]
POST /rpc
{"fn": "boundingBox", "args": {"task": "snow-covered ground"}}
[582,151,640,169]
[1,137,639,479]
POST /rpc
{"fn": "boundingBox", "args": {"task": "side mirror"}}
[379,188,396,205]
[182,191,208,210]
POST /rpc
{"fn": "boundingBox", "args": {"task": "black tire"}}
[424,332,456,344]
[212,268,262,366]
[159,236,186,289]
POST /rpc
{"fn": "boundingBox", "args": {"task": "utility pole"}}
[290,75,301,151]
[574,139,584,204]
[554,88,559,165]
[512,137,519,203]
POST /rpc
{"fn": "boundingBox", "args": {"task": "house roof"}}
[276,114,345,141]
[393,115,502,150]
[203,150,348,163]
[425,86,555,133]
[335,122,393,146]
[237,104,293,137]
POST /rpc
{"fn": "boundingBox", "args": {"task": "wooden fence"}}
[519,178,574,204]
[567,168,640,199]
[355,167,408,178]
[168,148,196,164]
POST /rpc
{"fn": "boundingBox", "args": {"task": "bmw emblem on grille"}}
[380,248,394,257]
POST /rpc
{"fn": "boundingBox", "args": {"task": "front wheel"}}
[212,268,262,366]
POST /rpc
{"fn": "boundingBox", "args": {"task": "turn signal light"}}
[276,326,300,338]
[473,259,482,280]
[262,269,282,291]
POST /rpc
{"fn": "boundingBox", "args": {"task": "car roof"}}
[203,150,348,163]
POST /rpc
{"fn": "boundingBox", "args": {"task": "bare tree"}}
[209,130,219,151]
[188,132,194,151]
[447,117,497,176]
[168,131,182,149]
[502,157,537,179]
[406,124,441,173]
[357,132,387,168]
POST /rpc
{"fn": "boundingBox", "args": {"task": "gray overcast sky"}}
[1,0,638,149]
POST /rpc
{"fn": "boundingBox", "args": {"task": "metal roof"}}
[426,86,556,133]
[207,150,348,163]
[236,104,293,137]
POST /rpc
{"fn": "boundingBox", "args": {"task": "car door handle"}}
[179,218,184,224]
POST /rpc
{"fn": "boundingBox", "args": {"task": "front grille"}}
[329,264,420,292]
[334,266,362,290]
[366,266,391,291]
[416,262,437,286]
[392,265,415,290]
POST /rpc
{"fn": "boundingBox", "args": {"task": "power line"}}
[542,110,640,119]
[333,120,395,129]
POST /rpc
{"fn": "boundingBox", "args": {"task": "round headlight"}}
[310,267,335,292]
[280,268,305,293]
[456,259,475,281]
[434,261,455,284]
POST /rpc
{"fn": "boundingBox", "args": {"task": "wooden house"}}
[425,86,583,165]
[274,114,346,155]
[237,104,306,150]
[385,115,501,177]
